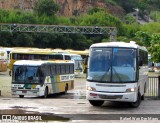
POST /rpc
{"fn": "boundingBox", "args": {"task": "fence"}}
[145,76,160,99]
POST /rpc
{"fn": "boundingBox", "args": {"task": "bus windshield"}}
[87,47,136,83]
[70,55,82,60]
[12,65,43,83]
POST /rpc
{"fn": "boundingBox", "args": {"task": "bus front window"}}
[87,48,112,82]
[112,48,136,82]
[13,66,42,83]
[87,48,136,83]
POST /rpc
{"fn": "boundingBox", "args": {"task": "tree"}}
[34,0,60,16]
[148,33,160,62]
[135,31,151,47]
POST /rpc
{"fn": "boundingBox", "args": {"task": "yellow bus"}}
[8,48,53,71]
[11,60,74,98]
[49,53,84,75]
[65,49,89,73]
[0,48,8,72]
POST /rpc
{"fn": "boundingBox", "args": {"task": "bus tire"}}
[19,95,24,98]
[89,100,104,106]
[44,87,48,98]
[129,91,141,108]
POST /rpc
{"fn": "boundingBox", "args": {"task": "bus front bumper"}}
[11,89,43,97]
[86,91,137,102]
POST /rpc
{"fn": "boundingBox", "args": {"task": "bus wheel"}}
[129,91,141,108]
[44,87,48,98]
[89,100,104,106]
[19,95,24,98]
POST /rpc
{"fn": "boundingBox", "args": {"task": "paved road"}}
[0,71,160,123]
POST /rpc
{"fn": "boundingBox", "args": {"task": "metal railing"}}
[145,76,160,99]
[0,24,117,41]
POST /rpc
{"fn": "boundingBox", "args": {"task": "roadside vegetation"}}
[0,0,160,62]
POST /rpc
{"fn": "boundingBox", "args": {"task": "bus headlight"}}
[126,88,136,92]
[87,86,96,91]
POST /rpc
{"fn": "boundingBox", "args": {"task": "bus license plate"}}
[22,90,27,93]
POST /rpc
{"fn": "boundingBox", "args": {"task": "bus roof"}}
[90,41,147,51]
[11,48,54,54]
[51,53,82,57]
[14,60,74,66]
[65,49,89,55]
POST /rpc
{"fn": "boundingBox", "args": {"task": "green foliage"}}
[116,36,129,42]
[11,33,34,47]
[87,7,104,15]
[124,14,137,24]
[123,24,140,38]
[34,0,60,16]
[74,11,124,36]
[149,44,160,62]
[137,1,150,11]
[147,33,160,62]
[151,33,160,44]
[140,22,160,33]
[1,0,160,59]
[135,31,151,47]
[150,11,160,22]
[0,32,13,46]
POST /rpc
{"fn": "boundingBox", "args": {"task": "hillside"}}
[0,0,124,18]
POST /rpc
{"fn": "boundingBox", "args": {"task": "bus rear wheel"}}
[89,100,104,106]
[19,95,24,98]
[129,91,141,108]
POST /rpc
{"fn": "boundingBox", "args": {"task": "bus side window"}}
[61,64,66,74]
[66,64,70,74]
[13,53,17,59]
[70,64,74,74]
[65,55,71,60]
[39,67,45,83]
[51,65,56,74]
[55,55,63,60]
[56,64,61,74]
[139,60,143,66]
[24,55,29,60]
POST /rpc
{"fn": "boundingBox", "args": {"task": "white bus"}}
[49,53,84,75]
[11,60,74,98]
[86,41,148,108]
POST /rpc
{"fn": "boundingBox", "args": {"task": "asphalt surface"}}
[0,71,160,123]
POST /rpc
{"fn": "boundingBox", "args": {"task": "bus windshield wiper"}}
[112,67,122,82]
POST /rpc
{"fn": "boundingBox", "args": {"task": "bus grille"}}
[99,94,123,99]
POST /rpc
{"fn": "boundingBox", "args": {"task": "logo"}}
[1,115,42,122]
[2,115,12,122]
